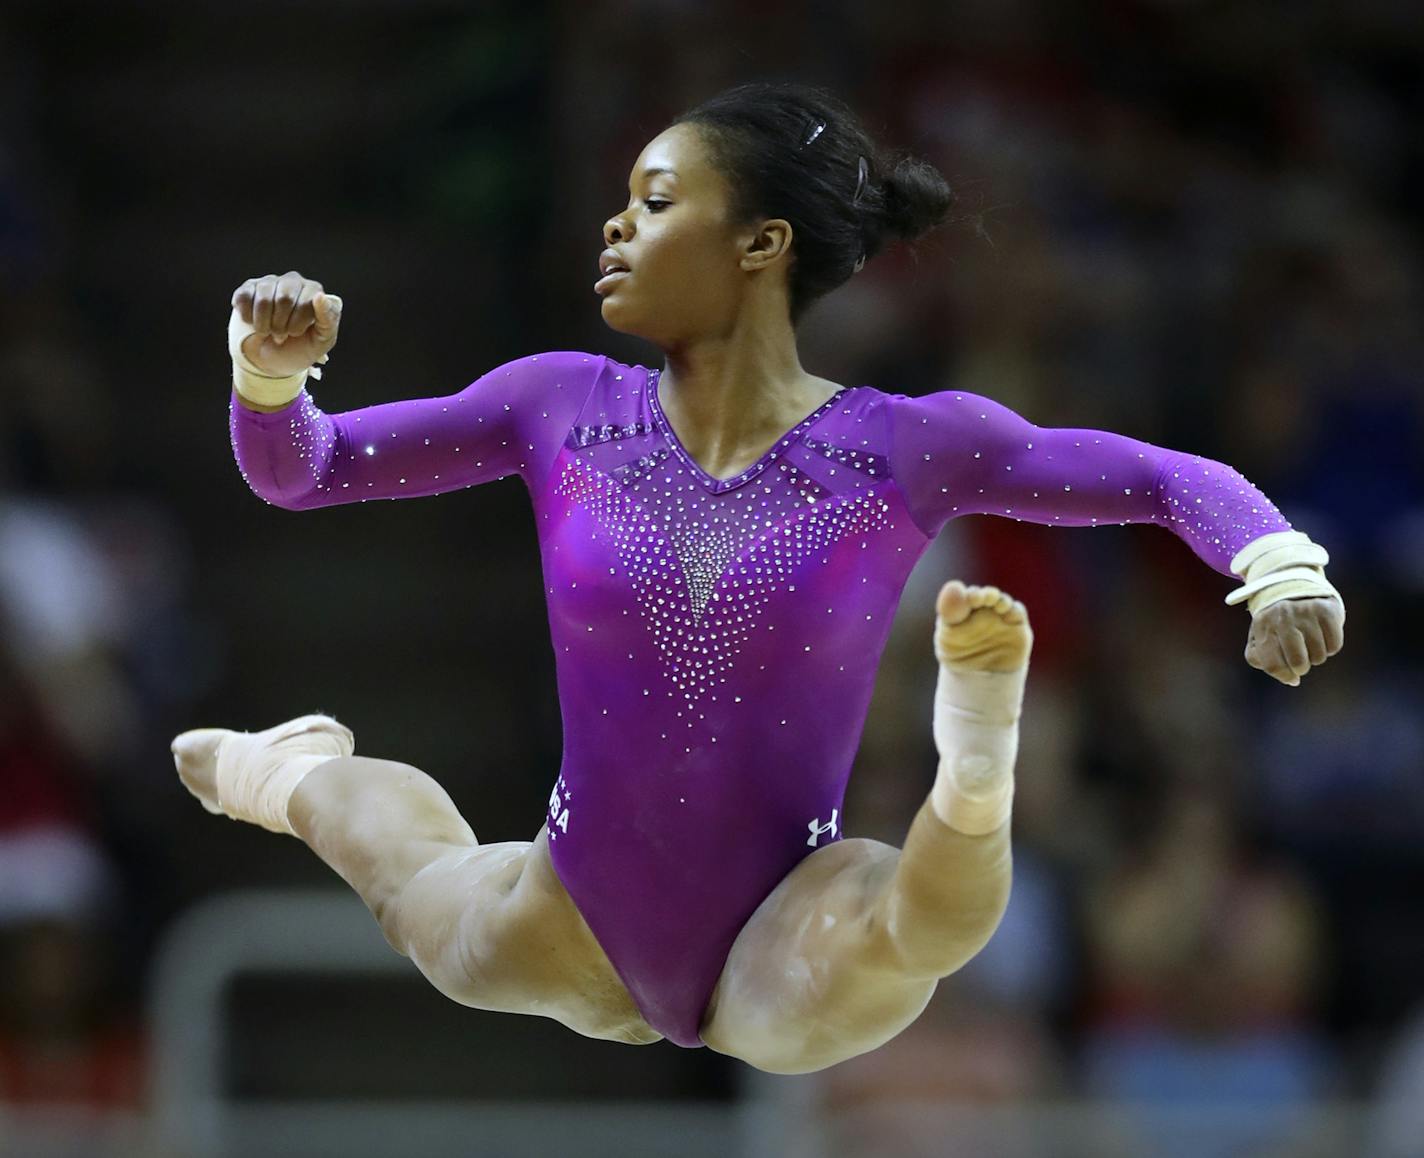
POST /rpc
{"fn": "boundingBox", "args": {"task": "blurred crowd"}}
[1,1,1421,1154]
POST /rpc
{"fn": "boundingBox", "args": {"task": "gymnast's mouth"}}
[599,250,631,277]
[595,268,631,293]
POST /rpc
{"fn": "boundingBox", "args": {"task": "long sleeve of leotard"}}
[886,388,1294,578]
[228,351,605,509]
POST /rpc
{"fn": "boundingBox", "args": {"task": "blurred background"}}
[1,0,1421,1155]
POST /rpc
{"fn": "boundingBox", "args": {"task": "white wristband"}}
[1224,530,1341,615]
[1229,530,1327,575]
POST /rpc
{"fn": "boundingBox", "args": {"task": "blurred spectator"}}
[1368,1002,1424,1158]
[1078,782,1335,1157]
[1252,611,1424,848]
[0,916,144,1108]
[0,652,142,1108]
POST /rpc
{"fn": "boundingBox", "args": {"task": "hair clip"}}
[801,118,826,148]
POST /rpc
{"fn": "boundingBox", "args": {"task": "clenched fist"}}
[231,270,343,380]
[1244,594,1345,686]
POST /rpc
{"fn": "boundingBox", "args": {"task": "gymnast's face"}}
[597,123,794,346]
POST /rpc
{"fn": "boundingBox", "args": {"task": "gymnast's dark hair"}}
[667,80,957,326]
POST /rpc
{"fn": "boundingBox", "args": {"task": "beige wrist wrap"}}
[1223,530,1341,616]
[227,307,329,408]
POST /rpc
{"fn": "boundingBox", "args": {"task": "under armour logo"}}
[806,808,839,847]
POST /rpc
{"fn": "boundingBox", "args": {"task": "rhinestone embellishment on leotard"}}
[570,420,654,447]
[612,445,672,486]
[804,437,888,479]
[553,447,892,712]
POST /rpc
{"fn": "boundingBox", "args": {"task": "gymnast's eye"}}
[644,199,670,212]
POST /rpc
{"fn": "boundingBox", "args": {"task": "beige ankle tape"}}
[215,747,332,836]
[931,666,1025,836]
[932,767,1015,836]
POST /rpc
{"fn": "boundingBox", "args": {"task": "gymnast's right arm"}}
[226,271,603,510]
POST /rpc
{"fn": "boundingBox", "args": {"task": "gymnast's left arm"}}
[885,388,1345,686]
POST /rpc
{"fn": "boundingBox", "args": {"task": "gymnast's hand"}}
[231,270,343,379]
[1244,595,1345,686]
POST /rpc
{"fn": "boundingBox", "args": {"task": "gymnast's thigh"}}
[699,837,937,1074]
[402,822,662,1043]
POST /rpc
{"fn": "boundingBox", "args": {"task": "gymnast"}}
[172,81,1345,1074]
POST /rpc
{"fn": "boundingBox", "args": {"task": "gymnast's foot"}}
[934,579,1033,673]
[930,581,1032,834]
[171,713,355,834]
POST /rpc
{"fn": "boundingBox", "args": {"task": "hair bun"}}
[880,153,957,243]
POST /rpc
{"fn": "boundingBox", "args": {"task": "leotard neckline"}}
[646,366,853,494]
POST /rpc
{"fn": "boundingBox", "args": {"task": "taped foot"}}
[172,713,355,836]
[930,581,1032,835]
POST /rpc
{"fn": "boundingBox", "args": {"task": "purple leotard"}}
[229,352,1292,1047]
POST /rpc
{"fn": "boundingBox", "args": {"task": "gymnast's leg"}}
[878,579,1026,977]
[700,580,1027,1073]
[170,718,659,1042]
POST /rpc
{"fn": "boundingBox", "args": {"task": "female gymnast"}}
[172,82,1345,1075]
